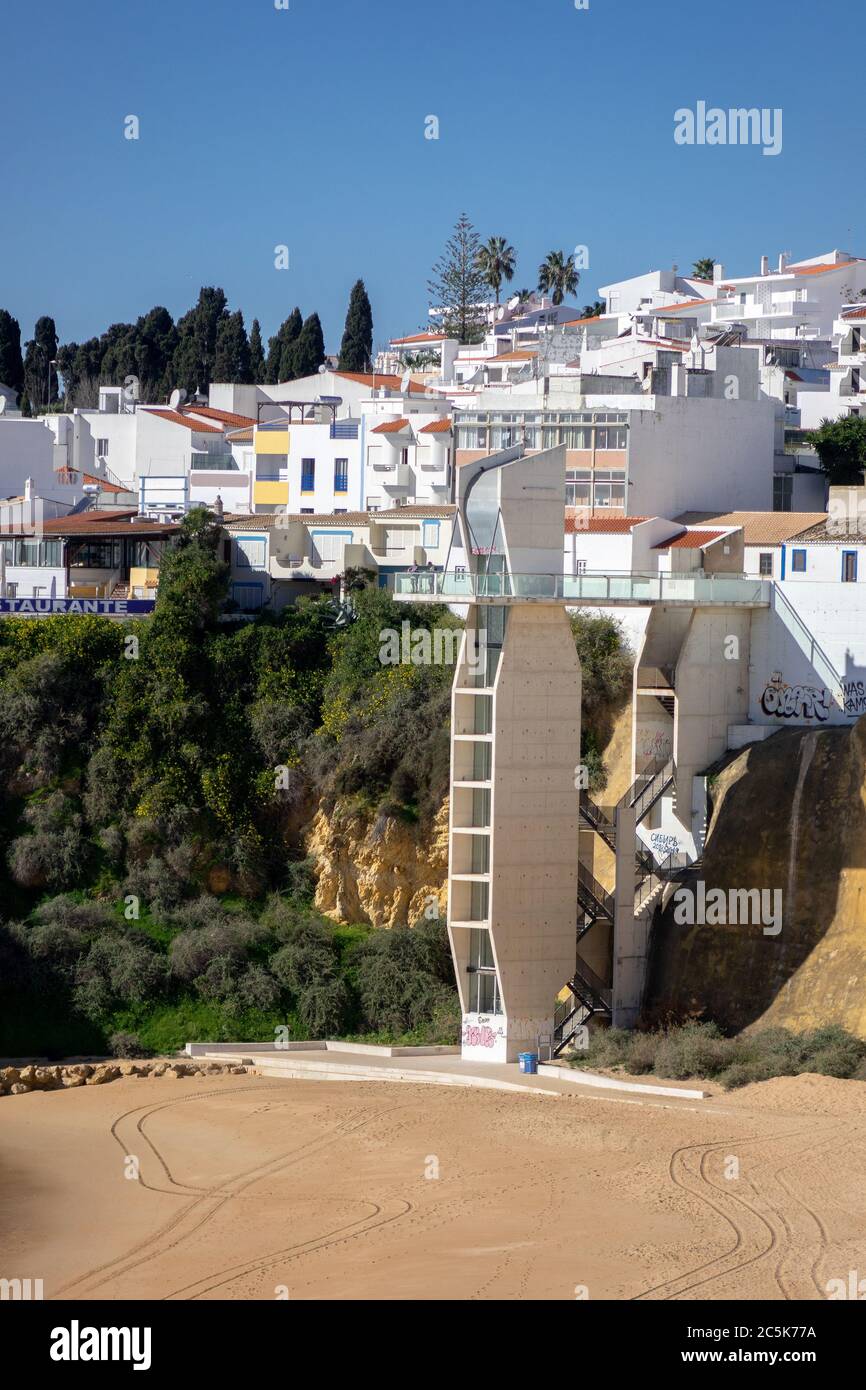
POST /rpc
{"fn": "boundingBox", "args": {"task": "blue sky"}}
[1,0,860,356]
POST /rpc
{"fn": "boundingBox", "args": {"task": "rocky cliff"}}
[307,800,449,929]
[646,717,866,1037]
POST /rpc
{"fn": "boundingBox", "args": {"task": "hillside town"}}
[2,245,865,717]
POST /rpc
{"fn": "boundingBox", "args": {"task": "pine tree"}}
[291,313,326,379]
[249,318,266,384]
[427,214,487,344]
[0,309,24,402]
[213,311,252,383]
[23,316,59,410]
[172,288,228,394]
[338,280,373,372]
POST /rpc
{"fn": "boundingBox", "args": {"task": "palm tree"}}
[538,250,579,306]
[692,257,716,282]
[580,300,606,319]
[476,236,516,304]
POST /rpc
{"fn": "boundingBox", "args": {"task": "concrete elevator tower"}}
[397,445,582,1062]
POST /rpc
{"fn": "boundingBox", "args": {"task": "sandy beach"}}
[2,1071,865,1302]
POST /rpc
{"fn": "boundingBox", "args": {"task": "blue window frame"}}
[334,458,349,493]
[422,520,440,548]
[301,458,315,493]
[842,551,858,583]
[791,548,807,573]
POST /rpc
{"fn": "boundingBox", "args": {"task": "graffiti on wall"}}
[842,681,866,718]
[637,726,673,763]
[760,673,832,722]
[650,831,681,859]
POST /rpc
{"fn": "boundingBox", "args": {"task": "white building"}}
[224,505,454,611]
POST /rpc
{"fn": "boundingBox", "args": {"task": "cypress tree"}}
[291,313,326,379]
[266,307,302,383]
[338,280,373,372]
[213,310,252,383]
[0,309,25,402]
[249,318,266,384]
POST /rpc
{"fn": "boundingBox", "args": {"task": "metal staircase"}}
[553,956,613,1054]
[556,757,696,1055]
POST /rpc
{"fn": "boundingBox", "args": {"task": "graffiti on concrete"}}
[638,726,673,762]
[842,680,866,717]
[650,831,681,858]
[760,673,832,722]
[462,1023,498,1049]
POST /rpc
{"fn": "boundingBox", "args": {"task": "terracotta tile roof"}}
[561,314,605,327]
[333,370,438,397]
[653,298,714,314]
[786,259,861,276]
[841,307,866,320]
[7,509,180,538]
[390,331,449,345]
[790,517,866,545]
[419,417,452,434]
[493,349,537,362]
[82,473,128,493]
[182,406,256,427]
[143,409,222,434]
[565,513,648,535]
[225,426,254,443]
[674,510,828,545]
[372,418,411,434]
[653,529,725,550]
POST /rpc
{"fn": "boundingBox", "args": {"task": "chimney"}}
[778,252,789,273]
[760,255,769,276]
[23,477,33,501]
[713,263,724,284]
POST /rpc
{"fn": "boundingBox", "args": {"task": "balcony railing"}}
[393,570,773,606]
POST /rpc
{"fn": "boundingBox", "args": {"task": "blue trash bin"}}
[518,1052,538,1075]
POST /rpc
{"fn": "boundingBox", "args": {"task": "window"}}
[774,474,793,512]
[593,470,626,508]
[566,469,591,507]
[96,438,109,456]
[311,531,351,565]
[300,508,314,514]
[301,458,315,492]
[759,552,773,576]
[422,520,440,548]
[456,426,488,450]
[334,508,347,515]
[468,929,502,1014]
[577,559,587,575]
[791,549,807,573]
[366,496,381,512]
[595,426,627,450]
[235,536,267,569]
[68,540,120,569]
[843,551,858,583]
[232,583,263,612]
[400,447,409,468]
[333,459,348,493]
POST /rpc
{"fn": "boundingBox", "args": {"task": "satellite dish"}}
[0,397,6,415]
[318,364,328,375]
[169,388,187,410]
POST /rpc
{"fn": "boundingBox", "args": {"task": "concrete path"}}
[185,1042,708,1103]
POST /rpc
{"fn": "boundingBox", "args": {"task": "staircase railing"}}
[579,793,616,849]
[622,757,675,824]
[577,862,615,922]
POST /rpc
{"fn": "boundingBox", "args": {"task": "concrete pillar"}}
[611,804,646,1028]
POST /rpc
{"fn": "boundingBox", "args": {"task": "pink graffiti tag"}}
[462,1024,497,1048]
